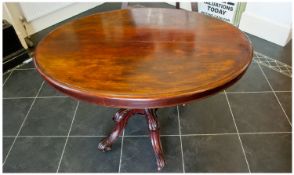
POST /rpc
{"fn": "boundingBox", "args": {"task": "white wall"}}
[19,3,73,22]
[3,2,103,47]
[239,2,292,46]
[19,2,102,35]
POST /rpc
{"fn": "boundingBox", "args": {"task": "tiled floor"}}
[2,2,292,173]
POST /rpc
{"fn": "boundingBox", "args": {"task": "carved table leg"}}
[98,109,133,151]
[98,108,166,171]
[145,109,166,171]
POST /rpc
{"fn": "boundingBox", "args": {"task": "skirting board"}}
[25,3,102,35]
[239,12,291,46]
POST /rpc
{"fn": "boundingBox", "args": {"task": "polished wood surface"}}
[35,8,253,108]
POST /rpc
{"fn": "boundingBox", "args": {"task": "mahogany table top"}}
[34,8,253,108]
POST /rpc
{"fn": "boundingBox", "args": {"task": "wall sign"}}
[198,2,238,24]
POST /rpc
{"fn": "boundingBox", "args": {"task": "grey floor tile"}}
[241,134,291,172]
[276,92,292,122]
[19,61,35,69]
[182,135,249,172]
[227,63,271,92]
[3,99,34,136]
[125,107,179,136]
[3,70,43,97]
[247,33,291,66]
[3,137,15,162]
[227,93,291,132]
[3,72,11,84]
[20,98,77,136]
[38,82,64,96]
[58,137,121,172]
[124,115,149,135]
[157,107,179,135]
[260,65,291,91]
[3,137,65,172]
[120,136,183,172]
[179,93,236,134]
[70,102,118,136]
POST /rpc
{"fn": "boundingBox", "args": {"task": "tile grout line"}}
[254,51,292,67]
[225,91,291,94]
[3,136,70,138]
[118,130,125,173]
[56,101,80,173]
[15,68,36,70]
[253,57,291,78]
[3,96,69,100]
[239,131,292,135]
[257,63,292,127]
[224,90,251,173]
[258,61,291,78]
[177,105,185,173]
[2,81,45,166]
[181,132,292,136]
[3,70,12,76]
[180,133,236,136]
[4,65,35,75]
[3,70,14,87]
[3,131,292,138]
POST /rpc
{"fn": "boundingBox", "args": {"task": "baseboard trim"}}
[239,12,291,46]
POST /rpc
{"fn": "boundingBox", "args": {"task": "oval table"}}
[34,8,253,171]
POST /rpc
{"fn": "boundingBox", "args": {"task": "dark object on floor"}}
[3,20,30,72]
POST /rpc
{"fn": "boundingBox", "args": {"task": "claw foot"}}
[156,157,166,171]
[98,138,112,152]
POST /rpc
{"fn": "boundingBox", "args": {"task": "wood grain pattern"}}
[34,8,253,108]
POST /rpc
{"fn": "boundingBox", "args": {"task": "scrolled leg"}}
[145,109,166,171]
[98,108,166,171]
[98,109,132,152]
